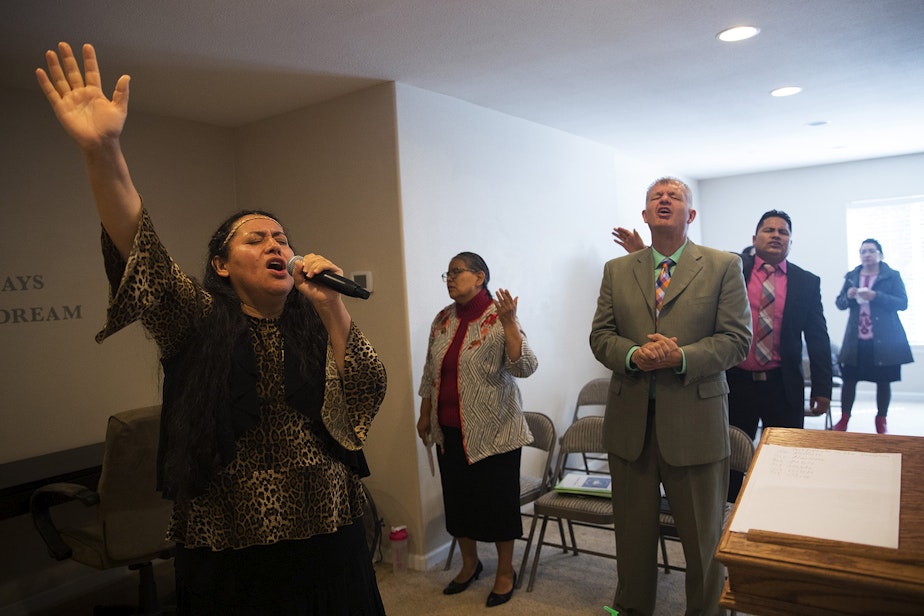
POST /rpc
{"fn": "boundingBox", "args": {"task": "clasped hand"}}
[632,333,681,372]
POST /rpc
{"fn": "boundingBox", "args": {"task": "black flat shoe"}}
[443,560,483,595]
[486,572,516,607]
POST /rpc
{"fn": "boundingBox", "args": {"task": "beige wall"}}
[232,82,423,564]
[1,89,238,464]
[0,86,239,606]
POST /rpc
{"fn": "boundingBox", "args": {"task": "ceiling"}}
[3,0,923,179]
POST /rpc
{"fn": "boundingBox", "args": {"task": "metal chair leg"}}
[658,533,671,574]
[526,516,551,592]
[443,536,457,570]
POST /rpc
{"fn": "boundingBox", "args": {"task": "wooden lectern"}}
[716,427,924,615]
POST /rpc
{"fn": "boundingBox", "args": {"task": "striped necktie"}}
[754,263,776,364]
[655,258,674,324]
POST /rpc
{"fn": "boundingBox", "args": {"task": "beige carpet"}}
[376,523,698,616]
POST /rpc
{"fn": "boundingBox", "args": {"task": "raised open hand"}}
[612,227,646,253]
[494,288,519,325]
[36,42,130,150]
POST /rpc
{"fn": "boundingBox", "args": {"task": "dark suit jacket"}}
[590,242,752,467]
[741,253,833,409]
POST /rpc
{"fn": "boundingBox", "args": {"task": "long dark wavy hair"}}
[160,210,328,500]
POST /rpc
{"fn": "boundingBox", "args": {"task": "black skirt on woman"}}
[840,338,902,383]
[174,520,385,615]
[437,425,522,542]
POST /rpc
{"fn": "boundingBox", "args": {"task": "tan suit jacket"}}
[590,241,752,466]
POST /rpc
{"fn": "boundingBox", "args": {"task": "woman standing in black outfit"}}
[833,239,913,434]
[37,42,387,614]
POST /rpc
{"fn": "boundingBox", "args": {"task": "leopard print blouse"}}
[97,209,386,550]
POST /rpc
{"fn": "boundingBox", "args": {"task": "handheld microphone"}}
[286,256,371,300]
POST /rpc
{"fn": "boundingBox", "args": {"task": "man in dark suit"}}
[725,210,832,496]
[591,178,751,616]
[727,210,832,432]
[614,211,833,500]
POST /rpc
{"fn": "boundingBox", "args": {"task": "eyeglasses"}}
[442,268,476,282]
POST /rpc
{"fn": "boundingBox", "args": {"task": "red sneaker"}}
[875,416,887,434]
[832,414,850,431]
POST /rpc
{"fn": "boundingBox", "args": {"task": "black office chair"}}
[31,405,174,614]
[521,416,617,604]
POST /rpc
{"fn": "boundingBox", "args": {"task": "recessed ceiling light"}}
[717,26,760,42]
[770,86,802,97]
[807,120,829,127]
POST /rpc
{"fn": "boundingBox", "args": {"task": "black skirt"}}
[437,425,522,542]
[174,519,385,615]
[840,338,902,383]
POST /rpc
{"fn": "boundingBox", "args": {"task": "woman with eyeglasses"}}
[833,239,913,433]
[416,252,538,607]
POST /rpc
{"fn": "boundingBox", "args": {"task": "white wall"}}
[394,83,687,563]
[699,153,924,396]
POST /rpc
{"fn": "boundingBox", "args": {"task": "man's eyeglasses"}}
[442,268,476,282]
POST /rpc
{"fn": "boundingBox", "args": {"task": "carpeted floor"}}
[375,522,693,616]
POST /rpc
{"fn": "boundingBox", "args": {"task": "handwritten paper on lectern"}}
[729,444,901,549]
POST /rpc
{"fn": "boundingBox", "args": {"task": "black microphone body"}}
[286,256,370,299]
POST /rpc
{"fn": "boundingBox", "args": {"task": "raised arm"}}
[494,288,524,362]
[36,42,141,260]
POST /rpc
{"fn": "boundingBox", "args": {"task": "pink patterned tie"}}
[754,263,776,364]
[655,258,674,325]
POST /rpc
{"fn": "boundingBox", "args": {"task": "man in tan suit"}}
[590,177,751,616]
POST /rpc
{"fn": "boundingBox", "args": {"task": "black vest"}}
[157,331,368,499]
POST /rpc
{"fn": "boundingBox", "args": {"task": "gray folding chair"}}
[520,416,617,604]
[565,377,610,474]
[657,424,756,573]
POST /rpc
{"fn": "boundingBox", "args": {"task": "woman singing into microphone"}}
[37,42,387,614]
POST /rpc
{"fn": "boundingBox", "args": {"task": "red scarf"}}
[438,288,492,428]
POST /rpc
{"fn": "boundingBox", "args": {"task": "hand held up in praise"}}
[493,288,519,325]
[36,42,130,152]
[613,227,646,253]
